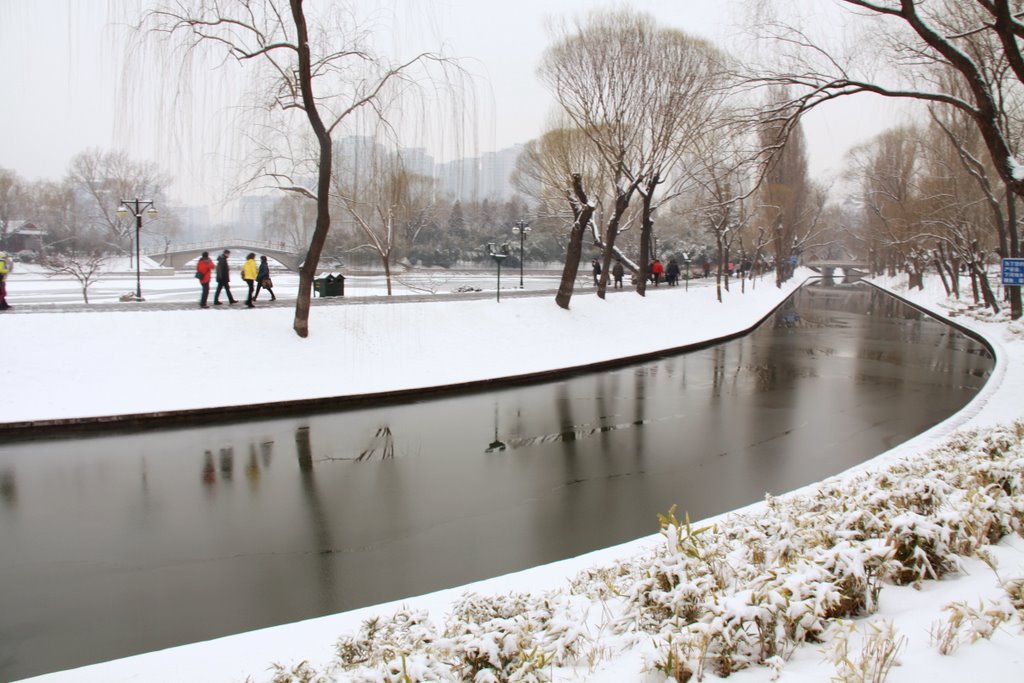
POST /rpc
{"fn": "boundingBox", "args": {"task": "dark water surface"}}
[0,282,994,680]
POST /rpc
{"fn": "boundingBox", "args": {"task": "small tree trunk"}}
[1006,190,1022,319]
[598,186,635,300]
[934,249,951,296]
[291,0,332,338]
[976,264,1000,314]
[715,234,725,303]
[556,174,593,310]
[969,258,981,304]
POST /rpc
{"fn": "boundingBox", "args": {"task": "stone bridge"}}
[805,259,870,279]
[143,239,304,271]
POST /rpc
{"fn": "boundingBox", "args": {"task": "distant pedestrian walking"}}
[241,253,258,308]
[591,258,602,285]
[0,251,11,310]
[253,255,276,301]
[612,259,625,289]
[195,251,215,308]
[666,258,680,286]
[214,250,237,305]
[651,258,664,286]
[702,260,711,278]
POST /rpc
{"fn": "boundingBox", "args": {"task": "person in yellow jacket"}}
[241,252,259,308]
[0,251,10,310]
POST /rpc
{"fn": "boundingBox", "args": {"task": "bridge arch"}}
[143,240,304,271]
[806,259,869,279]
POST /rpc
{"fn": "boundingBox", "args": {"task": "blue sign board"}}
[1002,258,1024,286]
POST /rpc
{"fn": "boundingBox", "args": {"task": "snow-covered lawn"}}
[11,272,1024,682]
[0,270,793,426]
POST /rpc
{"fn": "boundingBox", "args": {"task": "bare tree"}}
[24,179,81,253]
[65,149,170,259]
[757,93,815,287]
[43,242,108,304]
[0,168,27,251]
[685,126,759,301]
[920,106,1003,309]
[262,193,315,250]
[748,0,1024,316]
[332,157,435,295]
[146,0,457,337]
[850,126,933,285]
[539,9,729,303]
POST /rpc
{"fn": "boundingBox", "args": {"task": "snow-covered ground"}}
[1,266,768,426]
[8,271,1024,682]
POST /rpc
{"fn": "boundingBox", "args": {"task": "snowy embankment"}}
[0,273,802,427]
[16,274,1024,683]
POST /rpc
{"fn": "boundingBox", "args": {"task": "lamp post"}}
[116,198,158,301]
[512,219,530,288]
[682,252,691,291]
[485,242,510,302]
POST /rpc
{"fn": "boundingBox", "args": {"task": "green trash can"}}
[321,274,345,297]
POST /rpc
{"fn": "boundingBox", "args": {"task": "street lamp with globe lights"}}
[512,219,531,288]
[116,198,158,302]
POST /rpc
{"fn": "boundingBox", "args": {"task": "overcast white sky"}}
[0,0,905,205]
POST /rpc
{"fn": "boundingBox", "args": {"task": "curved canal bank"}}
[2,278,1000,682]
[0,274,805,435]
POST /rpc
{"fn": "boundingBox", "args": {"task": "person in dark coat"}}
[195,251,215,308]
[253,255,277,301]
[591,258,602,285]
[214,250,237,305]
[666,258,680,286]
[612,259,625,289]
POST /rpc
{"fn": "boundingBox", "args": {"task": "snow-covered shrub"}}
[1004,577,1024,620]
[445,592,587,682]
[930,599,1014,655]
[824,619,905,683]
[270,659,330,683]
[333,610,449,682]
[883,513,959,584]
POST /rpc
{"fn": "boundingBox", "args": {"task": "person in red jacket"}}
[195,251,216,308]
[651,258,664,286]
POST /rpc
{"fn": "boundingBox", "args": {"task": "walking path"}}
[0,278,714,313]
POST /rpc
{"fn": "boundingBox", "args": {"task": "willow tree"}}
[512,123,613,308]
[539,9,728,303]
[146,0,453,337]
[757,102,813,288]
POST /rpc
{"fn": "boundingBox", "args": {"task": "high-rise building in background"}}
[333,135,521,203]
[175,137,524,239]
[237,194,279,240]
